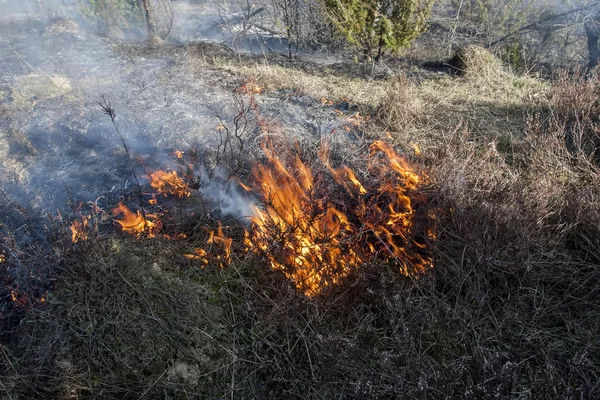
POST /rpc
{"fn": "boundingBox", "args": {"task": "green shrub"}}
[323,0,435,61]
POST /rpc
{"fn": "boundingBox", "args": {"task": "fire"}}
[164,233,187,240]
[4,284,47,311]
[412,143,421,156]
[112,203,159,238]
[185,223,232,267]
[208,222,233,266]
[104,138,434,297]
[238,78,264,94]
[149,170,191,198]
[8,287,28,307]
[346,112,370,127]
[243,140,435,296]
[185,247,207,260]
[70,215,91,243]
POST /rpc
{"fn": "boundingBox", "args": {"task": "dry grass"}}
[377,64,548,147]
[10,74,73,109]
[206,47,548,145]
[2,48,600,399]
[210,57,388,107]
[2,237,235,398]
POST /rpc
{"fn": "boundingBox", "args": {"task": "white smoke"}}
[198,166,255,222]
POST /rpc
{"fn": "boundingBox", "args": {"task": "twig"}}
[98,96,148,228]
[138,367,168,400]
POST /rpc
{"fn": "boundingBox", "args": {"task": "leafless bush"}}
[377,74,423,133]
[212,94,252,180]
[265,0,343,54]
[548,67,600,159]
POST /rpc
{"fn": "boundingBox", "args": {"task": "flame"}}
[70,216,91,243]
[343,112,370,131]
[112,203,158,238]
[184,248,209,265]
[347,112,370,126]
[4,284,47,311]
[412,143,421,156]
[164,233,187,240]
[238,78,264,94]
[174,150,184,159]
[149,170,191,198]
[185,248,207,259]
[185,224,232,267]
[244,141,358,296]
[244,140,435,296]
[8,287,29,307]
[208,222,232,266]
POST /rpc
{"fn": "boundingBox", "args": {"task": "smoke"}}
[0,2,232,214]
[198,167,255,221]
[0,0,346,246]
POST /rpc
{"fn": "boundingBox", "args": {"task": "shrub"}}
[323,0,435,61]
[548,68,600,159]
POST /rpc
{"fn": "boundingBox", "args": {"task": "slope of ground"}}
[1,14,599,400]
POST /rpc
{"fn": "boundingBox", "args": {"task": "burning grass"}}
[2,43,600,399]
[112,203,161,238]
[149,169,191,198]
[242,139,435,296]
[112,138,436,297]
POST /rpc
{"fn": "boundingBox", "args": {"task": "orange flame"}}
[185,224,232,267]
[238,78,264,94]
[149,170,191,198]
[5,285,46,311]
[185,248,207,259]
[70,216,91,243]
[412,143,421,156]
[244,140,435,296]
[208,222,232,266]
[347,112,370,126]
[112,203,158,238]
[184,248,209,265]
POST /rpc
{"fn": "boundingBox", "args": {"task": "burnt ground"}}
[0,16,358,223]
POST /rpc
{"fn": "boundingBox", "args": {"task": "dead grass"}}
[2,237,235,398]
[377,66,548,147]
[210,57,387,107]
[10,74,73,109]
[1,48,600,399]
[205,47,548,146]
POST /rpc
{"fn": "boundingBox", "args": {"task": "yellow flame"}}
[208,222,233,266]
[70,216,91,243]
[243,140,434,296]
[112,203,158,238]
[149,170,191,198]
